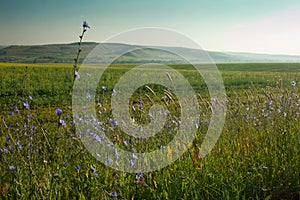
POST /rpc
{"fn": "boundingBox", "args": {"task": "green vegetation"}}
[2,43,300,63]
[0,62,299,199]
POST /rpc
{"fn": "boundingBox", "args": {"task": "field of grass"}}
[0,62,299,199]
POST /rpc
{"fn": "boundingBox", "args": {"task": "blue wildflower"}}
[129,139,133,145]
[138,104,142,109]
[132,154,138,160]
[111,192,117,197]
[132,105,136,112]
[94,173,98,178]
[8,112,13,116]
[86,92,91,99]
[12,105,20,113]
[138,170,144,178]
[23,99,29,109]
[90,165,96,173]
[106,157,112,165]
[9,166,16,171]
[74,71,80,80]
[112,89,116,96]
[123,138,128,146]
[6,136,11,142]
[76,165,81,170]
[56,109,62,115]
[17,141,23,149]
[114,148,119,158]
[59,119,66,126]
[1,148,8,153]
[110,119,118,127]
[83,21,90,29]
[129,160,134,167]
[136,170,144,184]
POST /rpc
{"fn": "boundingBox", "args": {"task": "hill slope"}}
[1,42,300,63]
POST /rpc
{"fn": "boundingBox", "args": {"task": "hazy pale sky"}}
[1,0,300,55]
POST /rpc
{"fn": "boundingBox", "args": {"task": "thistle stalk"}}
[73,21,90,81]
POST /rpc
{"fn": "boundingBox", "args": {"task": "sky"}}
[1,0,300,55]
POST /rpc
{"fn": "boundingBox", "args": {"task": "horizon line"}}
[2,41,300,57]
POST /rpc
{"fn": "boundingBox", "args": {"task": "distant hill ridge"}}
[1,42,300,63]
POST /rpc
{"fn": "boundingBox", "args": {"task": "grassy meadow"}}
[0,62,299,199]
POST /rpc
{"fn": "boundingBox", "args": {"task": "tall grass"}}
[0,62,299,199]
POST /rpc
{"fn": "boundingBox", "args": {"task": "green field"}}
[0,62,299,199]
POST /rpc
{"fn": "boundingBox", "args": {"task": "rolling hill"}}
[1,42,300,64]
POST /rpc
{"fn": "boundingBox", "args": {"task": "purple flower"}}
[114,148,119,158]
[129,139,133,145]
[94,173,98,178]
[59,119,66,126]
[83,21,90,29]
[29,96,33,100]
[23,99,29,109]
[132,106,136,112]
[8,112,13,116]
[56,109,62,115]
[17,141,23,149]
[129,160,134,167]
[138,170,144,178]
[138,104,142,109]
[132,154,138,160]
[9,166,16,171]
[136,170,144,183]
[90,165,96,173]
[12,105,20,114]
[123,138,128,146]
[76,165,81,170]
[1,148,8,153]
[111,192,117,197]
[110,119,118,127]
[74,71,80,80]
[86,92,91,99]
[106,157,112,165]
